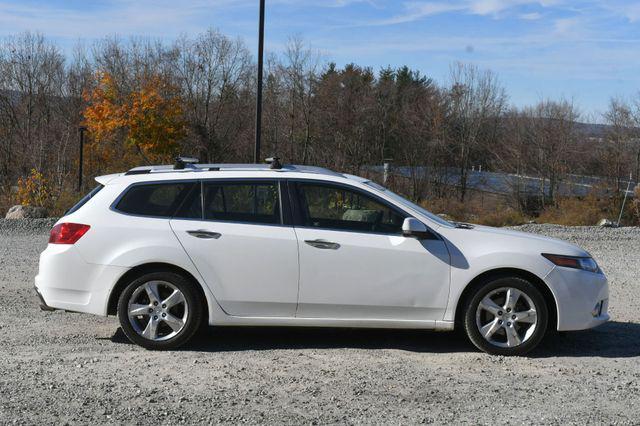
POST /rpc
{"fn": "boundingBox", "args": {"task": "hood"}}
[444,224,590,258]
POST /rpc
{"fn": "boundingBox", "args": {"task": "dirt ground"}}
[1,222,639,424]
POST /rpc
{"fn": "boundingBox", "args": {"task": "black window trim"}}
[287,178,440,239]
[111,178,291,227]
[110,179,200,220]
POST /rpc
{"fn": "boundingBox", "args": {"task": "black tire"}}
[463,276,548,356]
[117,271,203,350]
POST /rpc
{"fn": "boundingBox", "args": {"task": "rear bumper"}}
[34,286,56,311]
[545,266,610,331]
[35,244,129,316]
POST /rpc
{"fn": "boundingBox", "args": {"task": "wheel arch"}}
[107,262,210,322]
[454,268,558,331]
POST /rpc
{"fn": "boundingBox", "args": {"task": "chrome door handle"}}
[187,230,221,239]
[304,239,340,250]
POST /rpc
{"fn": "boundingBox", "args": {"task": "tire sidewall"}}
[117,271,203,350]
[464,276,548,356]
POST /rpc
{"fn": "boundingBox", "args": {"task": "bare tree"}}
[172,29,253,162]
[446,63,507,201]
[280,37,320,164]
[603,97,635,190]
[526,99,580,206]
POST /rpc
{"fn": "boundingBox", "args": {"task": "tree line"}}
[1,30,639,219]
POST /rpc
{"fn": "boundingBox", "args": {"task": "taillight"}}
[49,223,91,244]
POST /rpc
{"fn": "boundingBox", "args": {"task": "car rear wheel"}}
[463,276,548,356]
[117,271,203,350]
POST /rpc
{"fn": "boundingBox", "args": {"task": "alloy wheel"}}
[475,287,538,348]
[127,280,189,341]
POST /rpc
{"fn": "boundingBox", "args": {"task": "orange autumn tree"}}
[83,72,186,167]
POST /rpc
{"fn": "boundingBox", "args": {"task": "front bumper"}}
[544,266,610,331]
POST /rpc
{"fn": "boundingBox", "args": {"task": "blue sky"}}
[0,0,639,117]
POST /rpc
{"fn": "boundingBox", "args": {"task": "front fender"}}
[443,249,556,322]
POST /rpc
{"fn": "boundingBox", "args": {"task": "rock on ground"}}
[4,205,48,219]
[0,223,639,424]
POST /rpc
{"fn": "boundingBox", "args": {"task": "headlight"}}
[542,253,600,273]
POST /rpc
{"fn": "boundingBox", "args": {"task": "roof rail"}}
[265,157,282,170]
[123,163,344,177]
[174,156,199,170]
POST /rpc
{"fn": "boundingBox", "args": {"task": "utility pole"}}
[78,126,87,192]
[254,0,266,164]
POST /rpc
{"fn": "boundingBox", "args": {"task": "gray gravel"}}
[1,220,639,424]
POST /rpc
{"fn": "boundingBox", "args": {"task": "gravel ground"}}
[1,220,639,424]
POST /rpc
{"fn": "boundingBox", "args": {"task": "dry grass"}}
[421,192,637,227]
[537,196,604,226]
[422,194,528,227]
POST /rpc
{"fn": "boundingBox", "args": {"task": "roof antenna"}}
[174,156,199,170]
[265,157,282,170]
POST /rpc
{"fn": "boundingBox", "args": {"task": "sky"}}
[0,0,639,118]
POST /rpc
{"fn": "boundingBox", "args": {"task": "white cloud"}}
[553,17,582,36]
[364,0,561,26]
[611,2,640,23]
[519,12,543,20]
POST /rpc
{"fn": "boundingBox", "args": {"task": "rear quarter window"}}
[115,182,197,218]
[65,184,104,215]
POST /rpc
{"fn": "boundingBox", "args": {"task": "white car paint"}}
[294,226,450,321]
[170,218,299,317]
[35,166,609,334]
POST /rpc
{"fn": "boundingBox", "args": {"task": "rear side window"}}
[116,182,196,218]
[65,184,104,215]
[203,181,281,224]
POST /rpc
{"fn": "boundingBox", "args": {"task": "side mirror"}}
[402,217,430,239]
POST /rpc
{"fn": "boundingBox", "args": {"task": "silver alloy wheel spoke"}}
[505,324,522,347]
[163,313,185,332]
[163,290,185,309]
[514,309,537,323]
[129,303,150,317]
[142,318,159,340]
[480,318,501,338]
[504,288,522,310]
[144,282,161,304]
[480,297,502,315]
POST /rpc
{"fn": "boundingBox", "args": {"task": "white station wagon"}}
[35,158,609,355]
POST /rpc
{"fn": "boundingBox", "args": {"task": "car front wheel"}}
[463,276,548,356]
[117,271,203,350]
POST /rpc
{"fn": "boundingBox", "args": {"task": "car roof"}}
[95,163,367,186]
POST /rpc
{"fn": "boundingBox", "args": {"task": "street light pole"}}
[254,0,265,164]
[78,126,87,192]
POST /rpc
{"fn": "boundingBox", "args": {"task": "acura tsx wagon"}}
[35,158,609,355]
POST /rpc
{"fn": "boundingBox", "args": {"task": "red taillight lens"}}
[49,223,90,244]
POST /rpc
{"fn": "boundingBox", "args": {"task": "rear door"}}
[290,180,451,321]
[170,179,299,317]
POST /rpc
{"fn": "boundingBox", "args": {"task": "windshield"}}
[363,181,454,228]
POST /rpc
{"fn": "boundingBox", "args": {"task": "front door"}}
[170,180,299,317]
[291,181,450,320]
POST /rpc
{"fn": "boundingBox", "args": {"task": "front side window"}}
[296,183,406,234]
[203,181,281,224]
[116,182,196,217]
